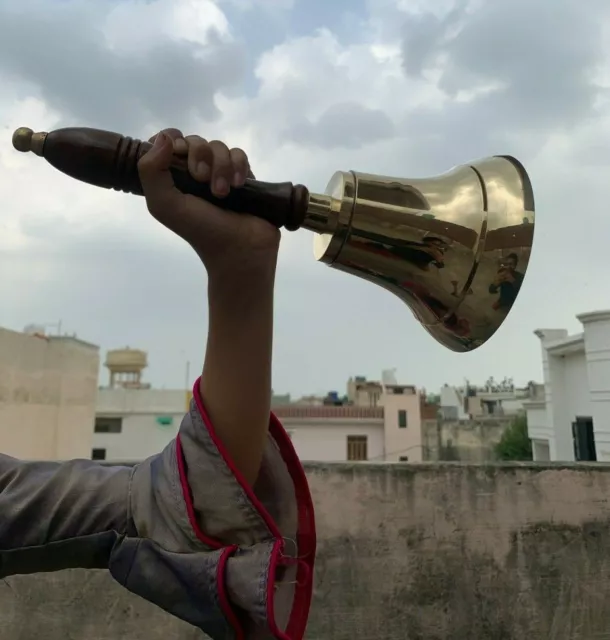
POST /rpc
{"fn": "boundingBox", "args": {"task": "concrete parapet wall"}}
[2,462,610,639]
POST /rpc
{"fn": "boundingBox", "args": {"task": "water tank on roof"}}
[105,348,148,374]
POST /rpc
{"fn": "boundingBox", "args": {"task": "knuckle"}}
[161,128,184,140]
[208,140,231,173]
[185,135,209,159]
[230,147,248,166]
[230,146,247,159]
[184,134,207,146]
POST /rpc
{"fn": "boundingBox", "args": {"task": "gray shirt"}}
[0,383,316,639]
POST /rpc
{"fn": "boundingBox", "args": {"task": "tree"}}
[494,414,533,461]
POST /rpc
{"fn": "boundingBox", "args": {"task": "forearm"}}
[199,258,277,486]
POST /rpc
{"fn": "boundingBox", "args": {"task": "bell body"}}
[312,157,535,352]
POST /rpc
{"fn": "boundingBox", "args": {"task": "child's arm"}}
[138,130,281,487]
[200,241,277,486]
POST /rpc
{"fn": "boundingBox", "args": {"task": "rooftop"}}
[273,406,384,419]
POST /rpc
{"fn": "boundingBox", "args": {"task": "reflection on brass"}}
[303,156,535,352]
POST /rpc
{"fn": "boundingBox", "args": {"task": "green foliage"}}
[494,414,533,461]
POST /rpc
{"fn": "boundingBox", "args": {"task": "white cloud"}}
[103,0,231,53]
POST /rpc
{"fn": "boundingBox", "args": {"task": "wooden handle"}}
[13,127,309,231]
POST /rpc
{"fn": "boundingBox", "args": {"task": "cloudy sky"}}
[2,0,610,398]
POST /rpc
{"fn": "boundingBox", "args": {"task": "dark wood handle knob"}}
[12,127,309,231]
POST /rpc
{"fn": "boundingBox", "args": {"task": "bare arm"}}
[199,260,277,486]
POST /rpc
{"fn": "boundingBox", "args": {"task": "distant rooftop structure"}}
[439,378,541,420]
[22,322,98,350]
[273,405,384,419]
[381,369,398,385]
[104,348,150,390]
[271,392,291,407]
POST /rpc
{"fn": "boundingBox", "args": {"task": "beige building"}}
[0,326,99,460]
[93,361,429,463]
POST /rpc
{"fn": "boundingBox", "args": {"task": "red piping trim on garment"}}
[217,545,245,640]
[175,377,316,640]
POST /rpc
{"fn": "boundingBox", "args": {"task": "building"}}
[525,310,610,462]
[276,379,429,462]
[440,378,536,420]
[273,405,385,461]
[92,348,187,461]
[94,387,185,461]
[422,414,512,462]
[429,378,541,462]
[0,326,99,460]
[93,361,427,462]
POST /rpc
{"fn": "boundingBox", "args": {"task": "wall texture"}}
[3,462,610,639]
[422,417,512,462]
[0,328,99,460]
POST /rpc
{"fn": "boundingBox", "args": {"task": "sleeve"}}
[0,454,131,578]
[121,377,316,640]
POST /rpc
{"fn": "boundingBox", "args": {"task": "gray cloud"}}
[0,0,245,134]
[287,101,395,149]
[400,0,609,163]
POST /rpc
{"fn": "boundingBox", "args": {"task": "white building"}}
[92,361,430,463]
[94,387,187,461]
[525,310,610,462]
[0,326,99,460]
[440,379,535,421]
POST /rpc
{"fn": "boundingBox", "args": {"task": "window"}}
[398,410,408,428]
[91,448,106,461]
[572,417,597,461]
[347,436,368,461]
[94,417,122,433]
[399,456,409,462]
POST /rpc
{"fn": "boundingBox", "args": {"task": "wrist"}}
[207,254,277,305]
[208,251,277,283]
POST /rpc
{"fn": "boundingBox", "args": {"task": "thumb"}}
[138,132,180,217]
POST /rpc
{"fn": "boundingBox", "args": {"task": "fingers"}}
[138,130,182,217]
[184,135,251,198]
[142,130,253,208]
[148,128,184,145]
[229,147,250,187]
[149,128,188,156]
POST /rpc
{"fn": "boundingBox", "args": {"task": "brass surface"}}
[304,156,535,352]
[12,127,47,156]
